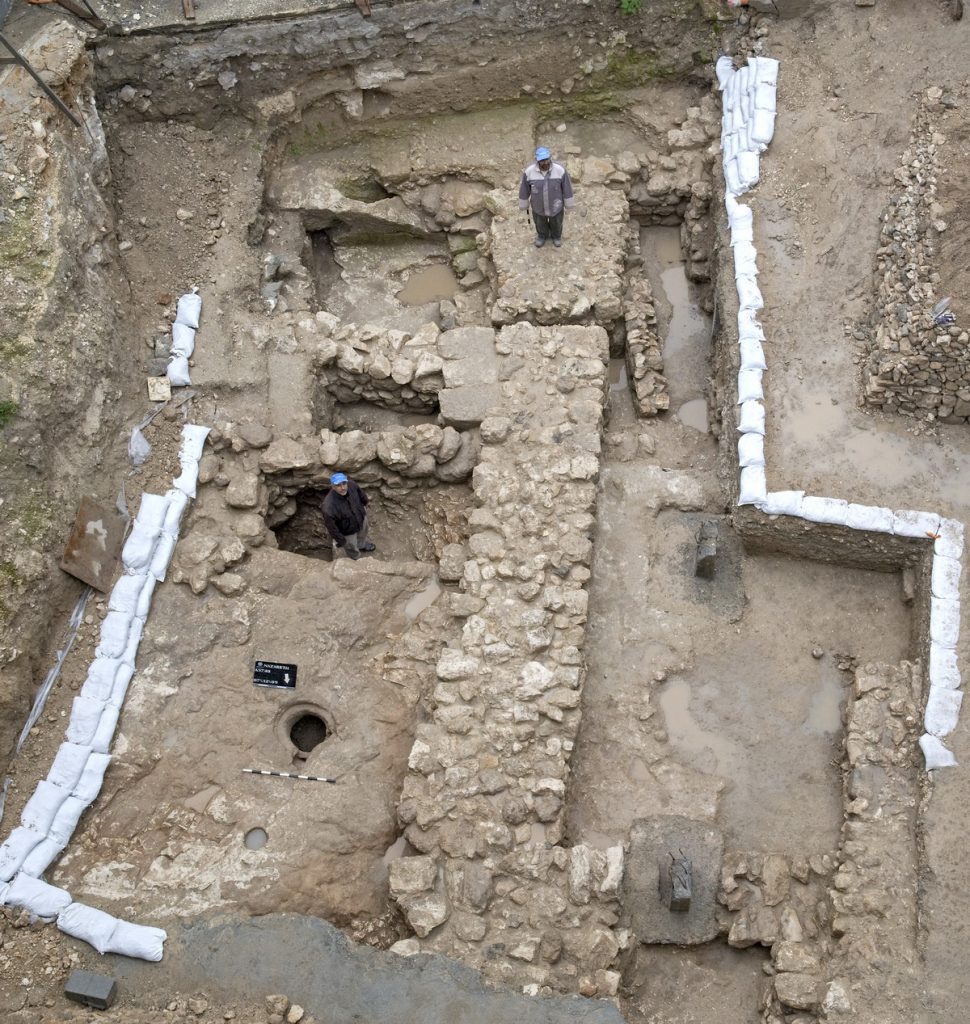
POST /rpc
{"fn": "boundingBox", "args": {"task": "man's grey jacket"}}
[518,162,575,217]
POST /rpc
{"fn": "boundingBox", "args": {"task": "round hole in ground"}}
[290,713,328,753]
[244,827,268,851]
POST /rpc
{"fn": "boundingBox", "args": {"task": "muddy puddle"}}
[397,264,459,306]
[403,576,443,620]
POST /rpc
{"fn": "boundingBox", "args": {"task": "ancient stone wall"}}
[390,323,627,997]
[862,92,970,423]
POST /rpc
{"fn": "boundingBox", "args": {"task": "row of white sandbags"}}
[167,289,203,387]
[0,424,210,952]
[717,55,778,196]
[718,58,964,770]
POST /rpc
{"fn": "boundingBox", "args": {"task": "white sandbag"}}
[737,150,760,190]
[73,752,111,804]
[173,456,200,499]
[724,73,739,110]
[47,742,92,791]
[20,780,68,836]
[726,197,753,242]
[738,318,766,343]
[6,873,72,920]
[930,596,961,649]
[715,55,735,90]
[19,836,65,878]
[739,337,767,371]
[149,533,177,583]
[724,159,743,196]
[935,518,965,560]
[167,354,192,387]
[738,432,765,467]
[762,490,804,517]
[0,828,43,882]
[925,687,964,739]
[57,902,118,955]
[932,554,962,601]
[737,65,752,95]
[175,289,202,329]
[800,496,849,527]
[844,504,893,533]
[109,664,135,709]
[891,508,941,539]
[66,696,105,746]
[930,642,962,690]
[135,574,157,619]
[134,492,169,532]
[182,424,211,462]
[163,488,190,535]
[95,610,134,660]
[91,703,122,755]
[736,275,764,311]
[80,659,120,703]
[737,368,764,403]
[171,322,196,358]
[119,616,144,668]
[737,400,766,435]
[738,465,767,507]
[751,108,776,147]
[752,56,779,87]
[722,131,739,161]
[121,523,159,575]
[920,733,957,770]
[733,239,758,274]
[48,794,90,846]
[108,575,148,617]
[753,81,776,113]
[105,919,168,962]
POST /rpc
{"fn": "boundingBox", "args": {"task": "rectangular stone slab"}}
[625,815,723,944]
[64,969,117,1010]
[59,495,127,593]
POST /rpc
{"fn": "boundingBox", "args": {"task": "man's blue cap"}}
[330,472,348,485]
[535,147,551,161]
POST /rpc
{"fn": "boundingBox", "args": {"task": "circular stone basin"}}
[244,828,268,850]
[290,713,328,753]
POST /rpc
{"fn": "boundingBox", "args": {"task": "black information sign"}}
[253,660,297,689]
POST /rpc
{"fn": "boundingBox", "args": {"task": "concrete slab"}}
[59,496,126,593]
[625,815,723,945]
[485,185,629,328]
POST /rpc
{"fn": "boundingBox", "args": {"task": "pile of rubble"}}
[622,227,667,416]
[862,90,970,422]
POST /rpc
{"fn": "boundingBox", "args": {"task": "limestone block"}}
[480,417,511,444]
[336,430,378,470]
[319,430,340,464]
[436,650,481,681]
[259,437,316,473]
[436,426,462,463]
[774,941,820,974]
[226,471,260,509]
[774,973,819,1011]
[517,662,555,698]
[388,855,438,899]
[439,384,502,429]
[439,544,468,582]
[401,892,449,937]
[435,432,480,483]
[761,854,790,906]
[390,358,415,385]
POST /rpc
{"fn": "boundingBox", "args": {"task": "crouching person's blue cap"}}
[330,472,348,485]
[535,147,551,161]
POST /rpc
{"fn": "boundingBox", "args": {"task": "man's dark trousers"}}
[534,210,564,242]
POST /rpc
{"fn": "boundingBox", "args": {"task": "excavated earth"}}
[1,1,970,1023]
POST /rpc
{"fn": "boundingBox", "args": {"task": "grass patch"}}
[0,400,16,429]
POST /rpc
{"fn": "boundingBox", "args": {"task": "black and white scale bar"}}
[242,768,337,784]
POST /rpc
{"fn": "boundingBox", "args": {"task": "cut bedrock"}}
[393,323,627,997]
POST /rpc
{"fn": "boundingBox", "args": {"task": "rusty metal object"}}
[60,496,126,593]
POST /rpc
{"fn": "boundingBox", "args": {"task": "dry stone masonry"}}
[392,323,627,996]
[862,91,969,422]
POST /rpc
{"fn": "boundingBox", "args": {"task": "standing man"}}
[321,472,375,560]
[518,146,575,249]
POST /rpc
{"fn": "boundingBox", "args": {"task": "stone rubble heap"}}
[391,323,626,997]
[862,90,970,422]
[622,227,668,416]
[301,313,445,413]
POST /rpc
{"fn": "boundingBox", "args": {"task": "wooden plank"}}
[182,0,196,19]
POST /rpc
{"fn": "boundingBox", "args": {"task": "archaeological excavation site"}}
[2,0,970,1020]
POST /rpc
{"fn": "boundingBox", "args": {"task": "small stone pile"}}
[862,91,970,422]
[391,323,626,996]
[301,313,445,413]
[622,227,668,416]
